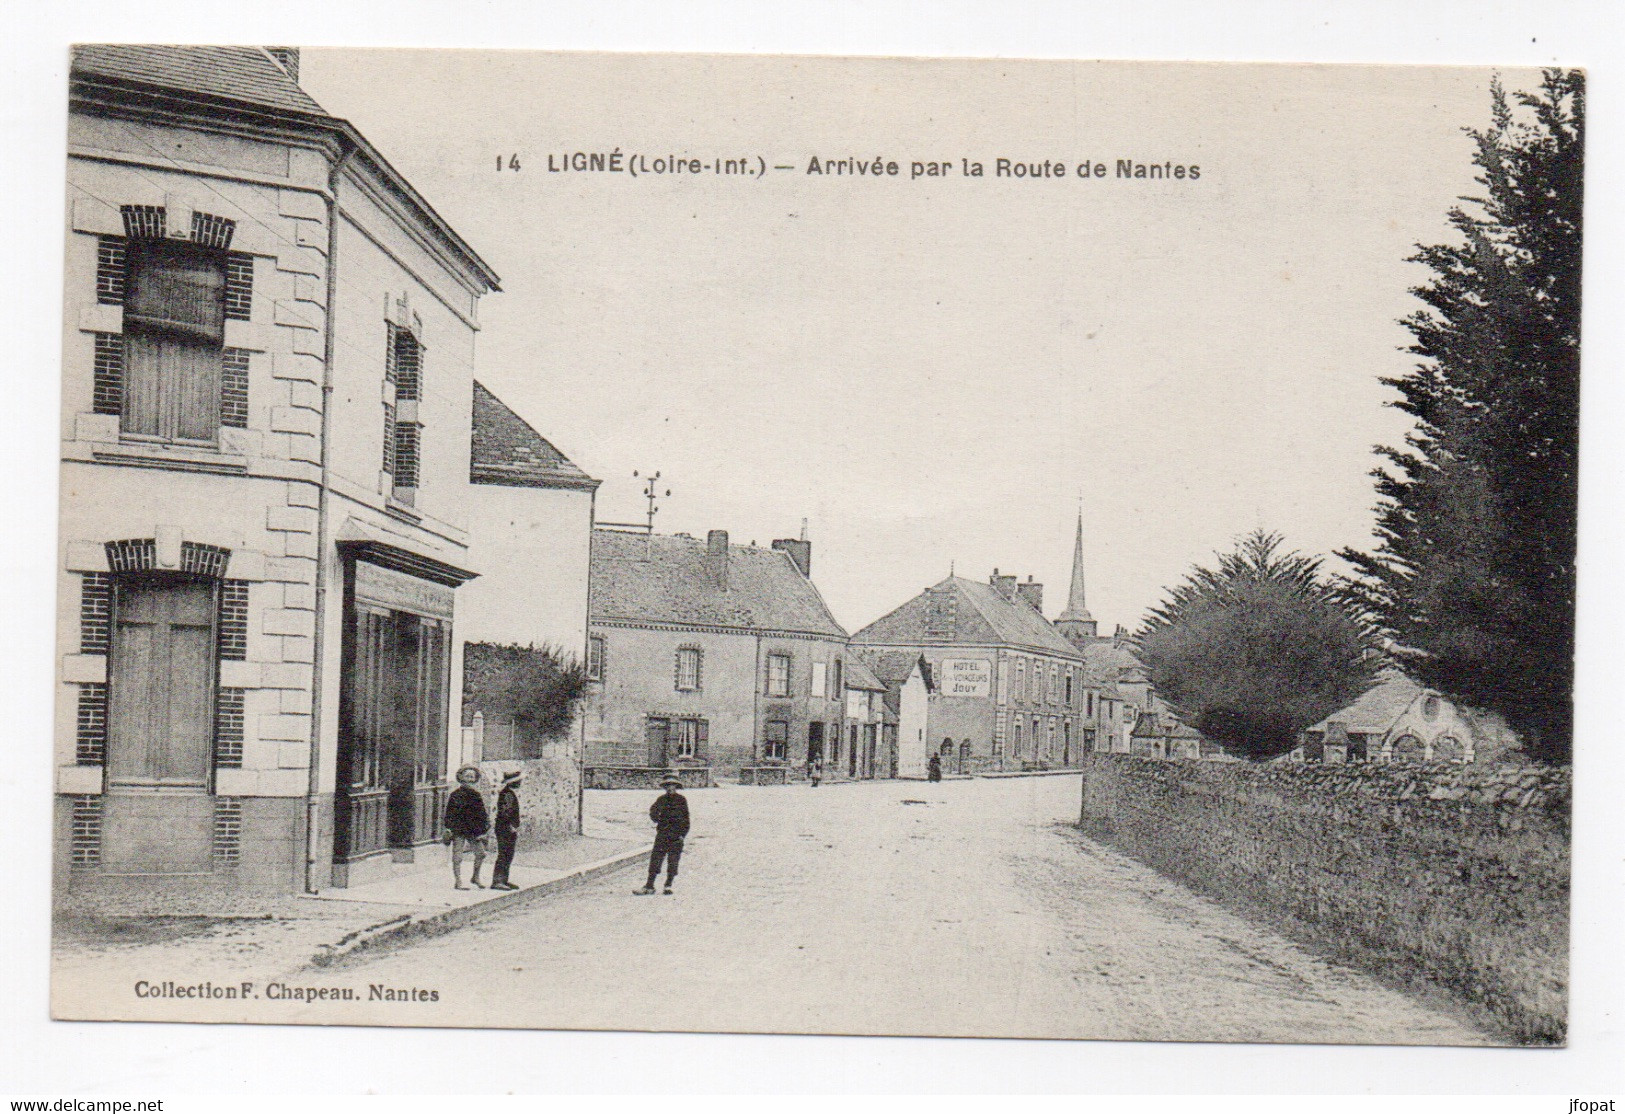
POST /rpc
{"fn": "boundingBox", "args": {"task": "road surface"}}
[305,774,1487,1043]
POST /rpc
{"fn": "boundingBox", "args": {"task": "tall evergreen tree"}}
[1341,70,1582,764]
[1138,531,1383,761]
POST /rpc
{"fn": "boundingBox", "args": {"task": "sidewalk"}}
[308,834,649,965]
[52,833,649,980]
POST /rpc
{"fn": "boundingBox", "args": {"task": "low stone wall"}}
[474,749,580,846]
[584,765,712,790]
[1077,753,1570,1044]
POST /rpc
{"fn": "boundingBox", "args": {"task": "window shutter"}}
[393,421,420,488]
[384,323,399,384]
[382,403,397,475]
[696,720,708,760]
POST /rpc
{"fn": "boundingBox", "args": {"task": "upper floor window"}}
[832,659,843,698]
[675,646,702,692]
[767,653,792,698]
[93,209,251,446]
[807,659,823,699]
[383,322,425,503]
[586,636,605,682]
[1050,663,1061,704]
[121,239,227,444]
[1014,660,1025,704]
[1064,670,1074,705]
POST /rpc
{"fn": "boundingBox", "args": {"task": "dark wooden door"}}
[646,718,671,767]
[336,606,391,862]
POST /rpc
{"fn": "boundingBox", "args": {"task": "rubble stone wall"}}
[1078,753,1570,1044]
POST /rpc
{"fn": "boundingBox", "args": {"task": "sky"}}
[300,53,1531,635]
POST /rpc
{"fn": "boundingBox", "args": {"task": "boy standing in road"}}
[636,775,690,895]
[490,770,522,891]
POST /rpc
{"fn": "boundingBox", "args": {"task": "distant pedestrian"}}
[808,757,823,787]
[489,770,522,891]
[442,765,489,890]
[928,753,942,782]
[636,775,690,895]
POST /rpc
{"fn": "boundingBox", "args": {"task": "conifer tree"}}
[1341,70,1582,764]
[1138,531,1383,761]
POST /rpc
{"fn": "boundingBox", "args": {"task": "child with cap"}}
[490,769,523,891]
[636,775,690,895]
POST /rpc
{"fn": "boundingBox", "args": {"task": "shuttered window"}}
[121,240,226,444]
[384,323,425,499]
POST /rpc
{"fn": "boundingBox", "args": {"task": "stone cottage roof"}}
[852,576,1084,659]
[470,382,598,491]
[589,529,847,639]
[1307,673,1426,737]
[72,44,327,115]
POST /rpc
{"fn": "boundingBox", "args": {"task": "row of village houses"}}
[54,45,1513,900]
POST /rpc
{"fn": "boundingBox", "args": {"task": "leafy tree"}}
[1340,70,1582,764]
[1137,531,1383,761]
[462,642,589,750]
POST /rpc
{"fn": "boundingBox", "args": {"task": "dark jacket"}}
[649,792,690,839]
[495,785,521,836]
[443,785,489,838]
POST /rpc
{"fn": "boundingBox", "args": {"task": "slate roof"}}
[1307,673,1426,736]
[70,45,501,292]
[589,530,847,639]
[861,650,927,687]
[470,382,597,491]
[72,44,326,116]
[852,576,1083,659]
[844,656,887,692]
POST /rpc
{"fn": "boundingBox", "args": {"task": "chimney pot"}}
[707,530,729,589]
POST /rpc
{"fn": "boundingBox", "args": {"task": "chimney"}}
[772,537,811,579]
[989,569,1017,601]
[1016,576,1044,613]
[707,529,729,589]
[265,47,300,83]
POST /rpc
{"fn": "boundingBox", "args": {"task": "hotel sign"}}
[941,658,992,698]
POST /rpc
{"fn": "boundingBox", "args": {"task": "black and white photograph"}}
[16,18,1614,1094]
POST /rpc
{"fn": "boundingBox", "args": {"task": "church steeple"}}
[1055,510,1098,641]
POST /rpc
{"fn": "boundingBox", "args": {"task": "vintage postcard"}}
[51,46,1577,1047]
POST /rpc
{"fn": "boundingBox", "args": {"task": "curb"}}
[309,843,652,968]
[978,769,1086,779]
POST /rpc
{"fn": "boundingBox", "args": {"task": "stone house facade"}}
[56,46,502,895]
[584,529,849,785]
[851,571,1096,773]
[840,655,890,779]
[861,652,934,779]
[1300,673,1521,765]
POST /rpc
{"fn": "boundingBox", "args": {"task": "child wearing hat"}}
[490,769,523,891]
[636,775,690,895]
[442,764,489,890]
